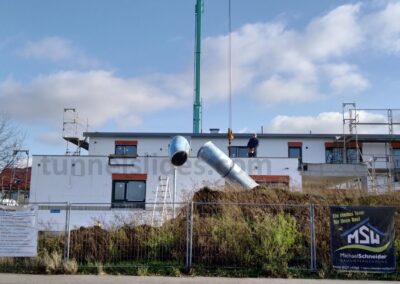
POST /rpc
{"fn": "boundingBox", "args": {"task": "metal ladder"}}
[385,142,394,191]
[359,149,377,193]
[151,176,172,226]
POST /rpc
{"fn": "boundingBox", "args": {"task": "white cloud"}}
[13,2,400,111]
[268,110,399,134]
[19,37,100,67]
[0,70,188,129]
[199,4,367,104]
[115,114,143,130]
[323,63,369,94]
[363,2,400,53]
[37,131,63,146]
[255,76,318,103]
[3,1,400,143]
[269,112,343,134]
[199,2,400,104]
[302,4,363,59]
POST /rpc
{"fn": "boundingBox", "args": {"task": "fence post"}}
[309,204,317,272]
[189,201,194,267]
[63,202,71,262]
[185,201,194,269]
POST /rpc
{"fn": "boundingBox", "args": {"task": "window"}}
[326,148,343,164]
[114,140,138,156]
[288,142,302,168]
[289,146,302,168]
[229,146,249,158]
[325,142,362,164]
[393,149,400,169]
[288,147,301,159]
[112,180,146,208]
[392,143,400,182]
[111,173,147,208]
[346,148,359,164]
[325,148,361,164]
[115,145,137,155]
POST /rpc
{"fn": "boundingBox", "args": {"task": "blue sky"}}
[1,0,400,155]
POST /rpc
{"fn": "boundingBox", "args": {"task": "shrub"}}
[252,213,300,276]
[63,259,78,274]
[39,251,63,274]
[38,232,64,256]
[137,266,149,276]
[208,206,254,265]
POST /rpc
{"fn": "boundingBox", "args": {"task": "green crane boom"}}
[193,0,203,134]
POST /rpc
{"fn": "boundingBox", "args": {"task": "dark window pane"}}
[229,147,248,158]
[125,145,137,155]
[326,148,343,164]
[237,147,248,158]
[126,181,146,202]
[229,147,237,158]
[325,149,331,163]
[289,147,301,158]
[114,182,125,200]
[115,145,125,155]
[393,149,400,169]
[347,148,359,164]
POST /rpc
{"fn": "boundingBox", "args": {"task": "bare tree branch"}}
[0,114,24,173]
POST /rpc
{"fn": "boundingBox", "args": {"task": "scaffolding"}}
[342,103,400,192]
[62,108,89,155]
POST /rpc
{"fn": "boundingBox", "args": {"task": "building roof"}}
[84,132,400,142]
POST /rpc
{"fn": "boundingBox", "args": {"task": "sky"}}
[1,0,400,155]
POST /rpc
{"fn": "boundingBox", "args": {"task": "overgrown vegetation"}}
[2,185,400,279]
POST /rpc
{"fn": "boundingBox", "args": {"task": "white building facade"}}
[28,132,400,229]
[30,132,400,204]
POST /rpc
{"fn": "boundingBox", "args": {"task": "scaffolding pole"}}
[343,104,399,192]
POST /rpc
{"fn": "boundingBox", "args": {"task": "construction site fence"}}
[3,202,400,273]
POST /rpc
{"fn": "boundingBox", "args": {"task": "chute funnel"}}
[197,141,258,189]
[169,136,190,166]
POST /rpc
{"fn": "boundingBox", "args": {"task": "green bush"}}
[252,213,300,276]
[209,206,254,265]
[193,204,302,276]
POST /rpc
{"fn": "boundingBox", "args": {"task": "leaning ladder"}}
[151,176,172,226]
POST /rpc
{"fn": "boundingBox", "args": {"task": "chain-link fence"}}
[23,202,317,271]
[67,203,188,267]
[188,202,316,271]
[3,199,400,279]
[7,202,400,274]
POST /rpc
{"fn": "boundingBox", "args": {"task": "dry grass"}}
[2,184,400,277]
[191,185,400,276]
[194,183,400,206]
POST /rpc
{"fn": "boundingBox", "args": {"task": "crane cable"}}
[227,0,234,145]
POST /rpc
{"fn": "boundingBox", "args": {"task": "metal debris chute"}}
[169,136,191,166]
[169,137,258,189]
[197,141,258,190]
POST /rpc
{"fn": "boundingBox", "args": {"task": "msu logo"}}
[337,218,389,252]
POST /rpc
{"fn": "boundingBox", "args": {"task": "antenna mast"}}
[193,0,203,134]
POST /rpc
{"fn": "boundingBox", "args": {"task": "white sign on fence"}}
[0,205,38,257]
